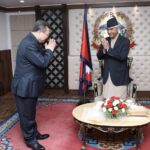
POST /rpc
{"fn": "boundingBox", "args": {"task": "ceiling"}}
[0,0,150,8]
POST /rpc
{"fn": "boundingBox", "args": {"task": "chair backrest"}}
[127,56,133,69]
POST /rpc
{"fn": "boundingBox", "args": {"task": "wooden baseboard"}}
[136,91,150,98]
[43,89,150,99]
[42,89,94,99]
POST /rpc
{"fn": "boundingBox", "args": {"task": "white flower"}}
[102,107,107,112]
[108,108,112,112]
[120,99,124,102]
[122,108,125,113]
[113,100,119,106]
[106,98,110,102]
[104,102,107,106]
[96,101,102,109]
[114,106,118,110]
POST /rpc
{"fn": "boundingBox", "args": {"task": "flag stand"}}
[78,91,92,106]
[83,92,86,104]
[77,92,90,106]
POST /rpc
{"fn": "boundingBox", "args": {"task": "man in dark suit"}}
[11,20,56,150]
[97,17,132,99]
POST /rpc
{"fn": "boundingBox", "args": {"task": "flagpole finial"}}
[84,4,88,9]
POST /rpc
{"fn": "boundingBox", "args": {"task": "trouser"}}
[16,96,38,143]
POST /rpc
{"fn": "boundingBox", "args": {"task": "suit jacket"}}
[11,32,53,97]
[97,34,132,86]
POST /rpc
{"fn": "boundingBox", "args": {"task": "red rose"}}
[118,103,123,108]
[107,99,112,104]
[122,104,127,109]
[112,110,118,115]
[107,103,112,108]
[111,96,120,100]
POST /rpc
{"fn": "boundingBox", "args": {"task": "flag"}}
[79,7,93,96]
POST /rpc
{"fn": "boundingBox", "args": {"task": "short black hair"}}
[32,20,50,32]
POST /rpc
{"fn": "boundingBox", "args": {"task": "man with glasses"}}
[11,20,56,150]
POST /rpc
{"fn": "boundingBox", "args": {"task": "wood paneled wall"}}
[0,50,12,96]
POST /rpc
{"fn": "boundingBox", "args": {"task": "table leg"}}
[81,124,86,150]
[135,127,140,150]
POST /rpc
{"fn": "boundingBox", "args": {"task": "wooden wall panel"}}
[0,50,12,96]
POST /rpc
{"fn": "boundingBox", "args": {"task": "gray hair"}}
[32,20,50,32]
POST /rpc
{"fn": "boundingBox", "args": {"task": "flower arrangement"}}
[101,96,128,118]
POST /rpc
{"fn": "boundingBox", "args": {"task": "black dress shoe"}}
[36,133,49,140]
[26,142,45,150]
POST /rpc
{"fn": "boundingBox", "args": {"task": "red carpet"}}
[2,103,150,150]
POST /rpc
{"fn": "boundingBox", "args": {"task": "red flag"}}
[79,7,93,96]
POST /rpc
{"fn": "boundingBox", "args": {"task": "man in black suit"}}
[97,17,132,99]
[11,20,56,150]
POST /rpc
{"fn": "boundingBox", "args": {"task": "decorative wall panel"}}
[40,8,65,88]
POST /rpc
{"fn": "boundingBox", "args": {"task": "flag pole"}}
[83,90,86,104]
[78,5,93,105]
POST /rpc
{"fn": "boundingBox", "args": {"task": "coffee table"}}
[72,102,150,150]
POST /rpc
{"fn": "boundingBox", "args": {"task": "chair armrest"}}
[127,82,137,99]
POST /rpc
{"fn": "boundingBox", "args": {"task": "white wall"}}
[6,12,35,74]
[0,12,9,50]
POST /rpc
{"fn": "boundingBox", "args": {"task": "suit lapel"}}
[113,34,121,49]
[107,37,111,47]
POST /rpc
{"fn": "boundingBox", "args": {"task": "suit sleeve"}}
[106,38,130,61]
[24,43,54,69]
[97,44,106,60]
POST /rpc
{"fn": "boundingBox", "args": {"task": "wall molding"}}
[1,1,150,12]
[67,2,150,9]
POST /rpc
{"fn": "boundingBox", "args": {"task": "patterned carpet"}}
[0,99,150,150]
[0,98,79,138]
[79,127,145,150]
